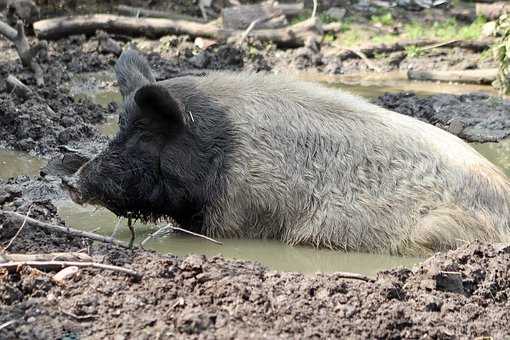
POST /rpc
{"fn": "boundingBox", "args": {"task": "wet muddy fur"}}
[70,49,510,256]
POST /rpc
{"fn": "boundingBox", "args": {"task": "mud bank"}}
[375,92,510,143]
[0,202,509,339]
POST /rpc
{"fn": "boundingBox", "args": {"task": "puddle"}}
[472,138,510,177]
[56,200,422,275]
[0,149,46,180]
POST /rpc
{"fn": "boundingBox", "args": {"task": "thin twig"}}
[311,0,318,19]
[420,39,460,51]
[110,218,123,239]
[2,205,32,253]
[0,320,17,331]
[1,211,131,249]
[238,17,263,45]
[345,48,382,72]
[0,260,142,280]
[141,223,222,246]
[238,12,281,45]
[60,309,97,321]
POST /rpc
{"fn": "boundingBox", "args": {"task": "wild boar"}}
[64,49,510,255]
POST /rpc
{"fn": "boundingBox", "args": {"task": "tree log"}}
[0,20,46,85]
[476,2,510,20]
[222,1,287,29]
[33,14,320,48]
[335,38,494,61]
[116,4,206,23]
[407,68,498,85]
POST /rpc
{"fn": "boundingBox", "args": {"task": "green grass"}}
[370,12,394,26]
[403,16,486,41]
[404,45,424,58]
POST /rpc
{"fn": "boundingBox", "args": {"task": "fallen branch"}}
[116,4,206,23]
[407,68,498,85]
[33,14,320,48]
[0,252,92,263]
[0,260,142,280]
[0,320,17,331]
[1,211,131,249]
[141,223,222,247]
[335,272,375,282]
[5,74,32,99]
[335,38,494,61]
[0,20,46,86]
[1,204,31,252]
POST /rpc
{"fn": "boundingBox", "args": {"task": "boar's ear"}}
[134,84,185,126]
[115,48,156,98]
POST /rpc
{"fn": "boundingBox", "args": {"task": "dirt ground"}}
[1,202,510,339]
[1,1,510,338]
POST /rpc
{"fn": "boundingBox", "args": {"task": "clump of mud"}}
[375,92,510,143]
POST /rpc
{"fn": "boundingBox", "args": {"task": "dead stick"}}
[1,211,131,249]
[1,205,32,253]
[238,12,281,45]
[335,272,375,282]
[420,39,460,51]
[0,320,17,331]
[0,260,142,280]
[141,223,222,246]
[0,252,93,263]
[345,48,382,72]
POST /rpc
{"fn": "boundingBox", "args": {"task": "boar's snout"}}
[62,175,85,204]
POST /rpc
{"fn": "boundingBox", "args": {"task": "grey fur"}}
[77,50,510,255]
[115,47,156,98]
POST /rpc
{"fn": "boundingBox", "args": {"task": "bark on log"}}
[222,1,288,29]
[33,14,320,48]
[407,68,498,85]
[335,38,494,61]
[116,4,206,23]
[0,20,45,85]
[476,2,510,20]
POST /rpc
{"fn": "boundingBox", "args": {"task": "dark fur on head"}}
[72,49,232,232]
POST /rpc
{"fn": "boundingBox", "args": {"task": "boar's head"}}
[64,49,218,228]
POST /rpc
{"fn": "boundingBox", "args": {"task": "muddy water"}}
[3,78,510,274]
[0,149,45,179]
[55,200,422,275]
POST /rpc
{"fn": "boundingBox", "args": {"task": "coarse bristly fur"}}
[68,49,510,256]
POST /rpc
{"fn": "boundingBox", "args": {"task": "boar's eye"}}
[134,84,185,129]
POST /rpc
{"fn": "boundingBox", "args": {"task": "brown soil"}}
[1,202,509,339]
